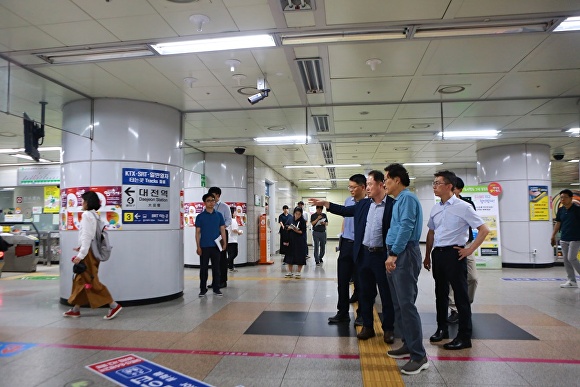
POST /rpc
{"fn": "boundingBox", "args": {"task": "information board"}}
[122,168,171,225]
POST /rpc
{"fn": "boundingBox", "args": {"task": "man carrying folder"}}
[196,193,227,297]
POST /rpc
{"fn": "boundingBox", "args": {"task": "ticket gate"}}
[0,234,40,273]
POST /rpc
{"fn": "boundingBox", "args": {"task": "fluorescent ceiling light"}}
[403,162,443,166]
[0,148,24,154]
[10,154,51,162]
[324,164,361,168]
[281,31,405,45]
[414,23,548,38]
[568,159,579,163]
[309,187,331,190]
[566,128,580,134]
[255,135,311,144]
[284,165,322,169]
[0,146,61,154]
[299,179,350,182]
[554,16,580,32]
[438,130,499,138]
[151,35,275,55]
[570,183,580,186]
[37,45,154,64]
[1,188,15,191]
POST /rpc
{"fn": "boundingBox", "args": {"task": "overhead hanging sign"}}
[17,166,60,185]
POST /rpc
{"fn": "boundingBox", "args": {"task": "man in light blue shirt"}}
[383,163,428,376]
[423,170,489,351]
[208,186,232,289]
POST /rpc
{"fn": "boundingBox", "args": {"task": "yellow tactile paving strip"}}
[356,305,405,386]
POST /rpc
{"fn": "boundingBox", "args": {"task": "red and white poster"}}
[183,202,204,228]
[226,201,247,226]
[60,186,123,231]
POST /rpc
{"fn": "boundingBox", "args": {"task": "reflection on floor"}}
[0,241,579,387]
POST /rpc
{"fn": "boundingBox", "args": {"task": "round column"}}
[477,144,553,267]
[60,99,183,304]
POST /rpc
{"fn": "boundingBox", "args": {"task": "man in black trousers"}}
[208,186,232,289]
[310,170,395,344]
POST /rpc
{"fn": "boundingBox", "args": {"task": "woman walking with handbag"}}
[63,190,122,320]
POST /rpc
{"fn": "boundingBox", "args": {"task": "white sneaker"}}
[284,272,293,278]
[294,273,301,278]
[560,280,578,288]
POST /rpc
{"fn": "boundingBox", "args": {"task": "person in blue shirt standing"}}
[208,187,232,289]
[195,193,227,297]
[383,163,428,375]
[551,189,580,288]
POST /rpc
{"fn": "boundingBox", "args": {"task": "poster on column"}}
[183,202,204,227]
[43,186,60,213]
[461,185,502,269]
[60,186,123,231]
[122,168,170,224]
[226,202,247,226]
[529,185,549,221]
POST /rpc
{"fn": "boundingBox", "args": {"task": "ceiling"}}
[0,0,579,190]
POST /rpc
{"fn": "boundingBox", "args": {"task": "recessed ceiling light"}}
[284,147,299,151]
[359,111,369,115]
[0,132,17,137]
[403,162,443,166]
[295,160,307,164]
[437,85,465,94]
[267,126,286,131]
[237,87,258,96]
[394,147,409,151]
[411,124,431,129]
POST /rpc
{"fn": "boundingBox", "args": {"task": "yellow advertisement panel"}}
[529,185,549,221]
[43,186,60,214]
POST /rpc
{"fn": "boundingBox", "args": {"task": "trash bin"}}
[0,234,40,272]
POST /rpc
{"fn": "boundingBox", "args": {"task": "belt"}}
[363,245,385,253]
[433,245,464,251]
[342,238,354,243]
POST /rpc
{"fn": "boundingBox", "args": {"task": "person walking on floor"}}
[423,170,489,351]
[551,189,580,288]
[196,193,227,297]
[284,206,307,278]
[278,205,292,263]
[227,206,242,272]
[63,190,122,320]
[311,205,328,266]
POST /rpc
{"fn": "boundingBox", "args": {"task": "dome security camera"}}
[234,147,246,155]
[552,148,565,161]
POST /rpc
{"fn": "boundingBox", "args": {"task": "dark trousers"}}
[200,246,220,290]
[336,238,358,316]
[357,248,395,331]
[219,233,229,284]
[227,243,238,269]
[432,246,472,339]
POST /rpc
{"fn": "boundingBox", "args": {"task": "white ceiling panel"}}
[518,33,580,72]
[0,5,29,28]
[72,0,157,19]
[487,70,580,99]
[503,114,578,130]
[462,100,549,117]
[395,103,472,119]
[445,116,520,131]
[328,41,429,78]
[2,0,90,26]
[98,14,177,41]
[38,21,120,46]
[330,77,412,104]
[422,35,547,75]
[333,105,398,121]
[454,0,580,17]
[284,11,316,28]
[334,120,390,135]
[159,8,238,36]
[403,74,503,101]
[326,0,450,25]
[228,4,277,31]
[0,26,65,51]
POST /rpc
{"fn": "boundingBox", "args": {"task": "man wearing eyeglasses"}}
[310,171,395,345]
[328,174,365,324]
[195,193,227,297]
[423,171,489,351]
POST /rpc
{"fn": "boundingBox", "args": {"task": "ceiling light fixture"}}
[254,135,311,144]
[324,164,362,168]
[414,22,549,39]
[365,58,382,71]
[151,35,276,55]
[10,154,51,162]
[225,59,241,72]
[0,146,61,153]
[554,16,580,32]
[189,14,210,32]
[299,179,350,182]
[309,187,331,190]
[36,45,155,64]
[403,162,443,166]
[438,130,500,138]
[567,159,579,163]
[281,30,406,45]
[296,58,324,94]
[566,128,580,134]
[284,165,323,169]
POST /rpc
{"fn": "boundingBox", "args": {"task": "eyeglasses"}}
[347,185,363,191]
[432,181,448,186]
[205,198,216,203]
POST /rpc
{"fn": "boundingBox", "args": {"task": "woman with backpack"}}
[63,190,122,320]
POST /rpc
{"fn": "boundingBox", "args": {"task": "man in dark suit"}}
[310,170,395,343]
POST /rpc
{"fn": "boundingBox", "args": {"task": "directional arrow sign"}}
[124,187,135,196]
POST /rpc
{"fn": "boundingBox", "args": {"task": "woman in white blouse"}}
[63,191,122,320]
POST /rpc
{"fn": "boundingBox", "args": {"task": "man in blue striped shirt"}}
[383,163,428,376]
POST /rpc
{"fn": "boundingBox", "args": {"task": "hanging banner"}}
[43,186,60,213]
[529,185,549,221]
[461,185,502,269]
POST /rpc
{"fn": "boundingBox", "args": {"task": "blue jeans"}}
[387,242,426,361]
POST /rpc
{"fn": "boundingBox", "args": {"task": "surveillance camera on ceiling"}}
[248,89,270,105]
[234,147,246,155]
[552,149,565,161]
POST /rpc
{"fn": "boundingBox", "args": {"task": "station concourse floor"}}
[0,241,579,387]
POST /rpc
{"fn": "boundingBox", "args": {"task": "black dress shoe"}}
[354,316,363,326]
[443,338,472,350]
[447,310,459,324]
[349,295,358,303]
[383,330,395,344]
[328,314,350,324]
[356,326,376,340]
[429,329,449,342]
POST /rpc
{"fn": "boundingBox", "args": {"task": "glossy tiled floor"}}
[0,242,579,387]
